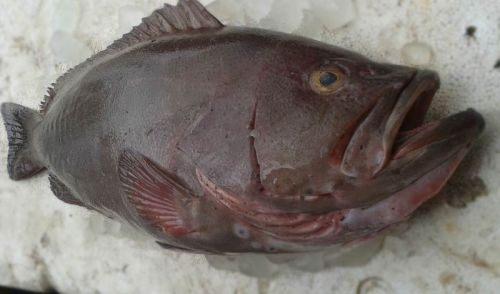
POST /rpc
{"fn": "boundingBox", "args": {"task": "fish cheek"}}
[253,87,339,195]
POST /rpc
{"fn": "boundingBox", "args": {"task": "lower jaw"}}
[342,146,471,232]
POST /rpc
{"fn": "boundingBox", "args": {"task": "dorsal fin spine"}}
[39,0,224,115]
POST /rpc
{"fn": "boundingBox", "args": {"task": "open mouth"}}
[341,89,484,231]
[339,70,485,179]
[385,70,441,159]
[389,71,485,160]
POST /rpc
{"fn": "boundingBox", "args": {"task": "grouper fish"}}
[1,0,485,253]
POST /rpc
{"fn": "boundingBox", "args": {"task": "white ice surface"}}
[1,0,500,293]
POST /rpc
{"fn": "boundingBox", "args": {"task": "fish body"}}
[1,0,484,253]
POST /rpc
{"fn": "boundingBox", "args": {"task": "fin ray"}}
[43,0,224,115]
[49,174,85,207]
[118,149,195,236]
[1,103,45,180]
[39,84,56,115]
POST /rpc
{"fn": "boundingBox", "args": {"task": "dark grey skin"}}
[1,0,485,254]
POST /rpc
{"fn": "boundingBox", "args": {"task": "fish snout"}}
[466,108,486,134]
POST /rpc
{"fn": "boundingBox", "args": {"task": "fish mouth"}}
[387,71,485,165]
[340,70,485,179]
[339,107,484,232]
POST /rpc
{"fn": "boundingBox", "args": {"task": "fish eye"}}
[320,72,338,86]
[309,66,345,95]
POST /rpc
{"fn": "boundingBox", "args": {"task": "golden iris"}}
[310,67,345,94]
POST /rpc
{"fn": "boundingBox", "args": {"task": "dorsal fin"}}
[41,0,224,115]
[40,84,56,115]
[107,0,224,52]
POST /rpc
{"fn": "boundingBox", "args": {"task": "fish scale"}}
[0,0,484,254]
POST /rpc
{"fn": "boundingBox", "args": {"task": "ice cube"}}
[240,0,273,23]
[260,0,310,32]
[294,9,324,39]
[50,31,92,65]
[118,6,146,36]
[401,41,434,66]
[309,0,356,30]
[286,252,326,272]
[206,0,246,25]
[51,0,81,33]
[205,0,268,26]
[237,254,279,278]
[205,255,241,272]
[324,237,384,267]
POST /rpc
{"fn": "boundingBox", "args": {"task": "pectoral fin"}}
[118,150,195,236]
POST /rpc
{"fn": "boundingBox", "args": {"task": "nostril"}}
[359,68,376,77]
[376,68,391,76]
[359,65,396,79]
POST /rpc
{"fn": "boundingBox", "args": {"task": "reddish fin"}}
[118,150,194,236]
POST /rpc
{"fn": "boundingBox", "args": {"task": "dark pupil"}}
[319,72,338,87]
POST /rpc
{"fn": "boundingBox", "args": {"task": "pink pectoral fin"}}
[118,149,195,236]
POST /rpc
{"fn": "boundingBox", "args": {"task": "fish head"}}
[253,36,484,210]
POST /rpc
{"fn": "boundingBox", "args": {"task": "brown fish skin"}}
[0,0,485,253]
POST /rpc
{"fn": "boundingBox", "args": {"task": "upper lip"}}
[381,70,440,159]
